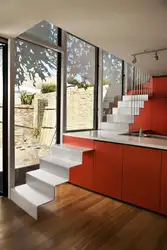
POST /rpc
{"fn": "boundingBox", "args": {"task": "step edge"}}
[26,171,68,187]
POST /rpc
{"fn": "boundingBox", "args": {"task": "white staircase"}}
[11,144,93,219]
[101,94,148,133]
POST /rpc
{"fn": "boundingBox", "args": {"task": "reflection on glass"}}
[102,51,122,121]
[20,20,58,46]
[14,39,57,169]
[66,34,95,130]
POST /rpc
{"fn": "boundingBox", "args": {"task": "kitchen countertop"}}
[64,130,167,151]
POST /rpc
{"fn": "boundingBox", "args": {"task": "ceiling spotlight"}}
[132,55,137,64]
[154,52,159,60]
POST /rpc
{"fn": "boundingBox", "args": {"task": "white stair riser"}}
[118,101,144,108]
[11,188,37,219]
[11,144,93,220]
[103,102,110,109]
[101,122,129,132]
[52,146,82,164]
[107,114,134,123]
[123,95,148,101]
[40,160,70,179]
[113,107,140,115]
[26,173,55,199]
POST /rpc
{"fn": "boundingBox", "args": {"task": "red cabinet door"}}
[93,141,123,199]
[161,151,167,215]
[63,136,94,190]
[122,145,161,213]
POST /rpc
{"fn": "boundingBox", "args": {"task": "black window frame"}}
[64,33,99,133]
[0,37,8,197]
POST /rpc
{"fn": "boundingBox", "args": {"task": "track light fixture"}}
[132,55,137,64]
[131,47,167,63]
[154,52,159,60]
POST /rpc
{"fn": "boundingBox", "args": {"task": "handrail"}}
[126,63,152,125]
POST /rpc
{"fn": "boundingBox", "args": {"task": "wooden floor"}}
[1,184,167,250]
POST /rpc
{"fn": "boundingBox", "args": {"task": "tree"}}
[14,20,123,88]
[103,51,122,85]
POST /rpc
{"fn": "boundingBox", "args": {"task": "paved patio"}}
[0,144,50,171]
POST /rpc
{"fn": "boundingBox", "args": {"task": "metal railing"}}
[125,63,152,124]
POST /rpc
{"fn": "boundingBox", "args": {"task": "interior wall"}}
[129,77,167,135]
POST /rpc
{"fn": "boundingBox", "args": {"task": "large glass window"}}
[102,51,122,122]
[66,34,95,130]
[127,63,134,93]
[21,20,58,46]
[14,39,57,169]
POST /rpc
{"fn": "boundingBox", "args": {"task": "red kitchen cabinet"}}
[63,136,94,190]
[93,141,123,199]
[63,136,94,148]
[161,151,167,215]
[122,145,161,212]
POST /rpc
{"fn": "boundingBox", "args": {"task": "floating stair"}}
[101,94,149,133]
[11,144,93,219]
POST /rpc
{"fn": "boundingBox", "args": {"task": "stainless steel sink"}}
[121,132,167,140]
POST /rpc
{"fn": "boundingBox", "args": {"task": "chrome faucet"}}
[139,127,143,137]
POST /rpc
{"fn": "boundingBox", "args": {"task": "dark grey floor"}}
[0,164,39,192]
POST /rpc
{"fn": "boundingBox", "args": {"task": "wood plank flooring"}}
[1,183,167,250]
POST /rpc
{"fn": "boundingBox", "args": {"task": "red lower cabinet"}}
[70,151,94,190]
[63,136,94,190]
[161,151,167,215]
[122,145,161,212]
[63,135,164,215]
[63,136,94,148]
[93,141,123,199]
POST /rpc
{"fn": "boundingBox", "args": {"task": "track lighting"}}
[154,52,159,61]
[131,48,166,62]
[132,55,137,64]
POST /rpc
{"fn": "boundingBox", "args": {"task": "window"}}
[102,51,122,122]
[127,63,134,92]
[14,39,57,169]
[21,20,58,46]
[66,34,96,130]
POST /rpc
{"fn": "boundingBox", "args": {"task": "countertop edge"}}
[63,132,167,151]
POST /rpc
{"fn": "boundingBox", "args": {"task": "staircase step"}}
[11,184,52,219]
[40,155,80,179]
[101,122,129,132]
[123,94,148,102]
[52,144,92,163]
[26,169,67,198]
[113,107,140,115]
[118,100,144,108]
[107,114,134,123]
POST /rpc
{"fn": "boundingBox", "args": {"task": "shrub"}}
[41,83,56,93]
[103,80,111,86]
[33,126,41,138]
[20,91,34,105]
[67,77,92,90]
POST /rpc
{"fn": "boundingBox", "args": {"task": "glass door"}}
[0,42,8,196]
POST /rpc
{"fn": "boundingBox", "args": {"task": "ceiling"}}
[0,0,167,76]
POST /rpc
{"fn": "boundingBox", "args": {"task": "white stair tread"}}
[28,169,67,186]
[41,155,80,169]
[53,144,93,152]
[12,184,52,207]
[107,114,134,119]
[123,94,148,101]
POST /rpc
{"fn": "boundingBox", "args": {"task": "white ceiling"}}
[0,0,167,76]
